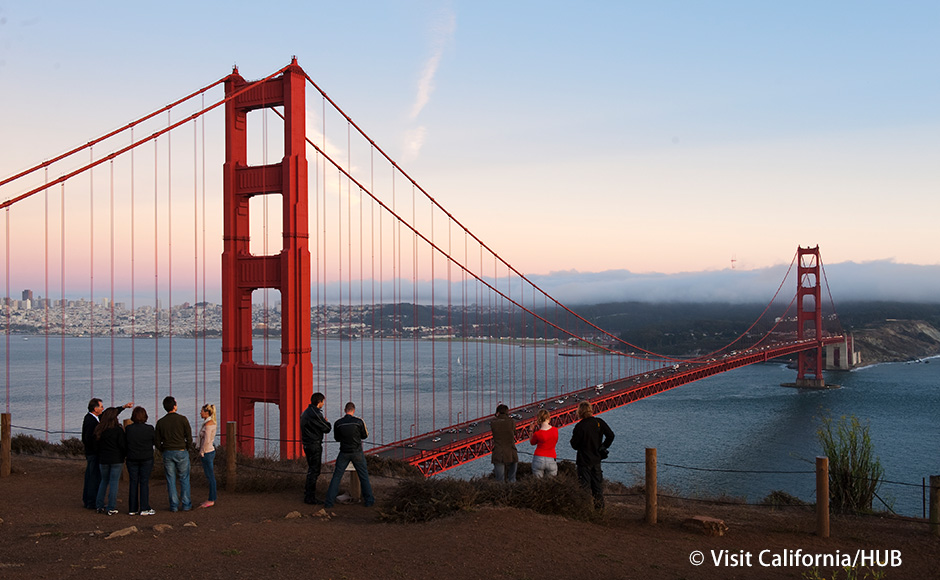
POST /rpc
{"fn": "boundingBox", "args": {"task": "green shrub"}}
[817,414,884,514]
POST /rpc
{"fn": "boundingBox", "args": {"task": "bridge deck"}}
[372,337,844,476]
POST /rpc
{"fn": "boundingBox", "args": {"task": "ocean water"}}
[3,335,937,516]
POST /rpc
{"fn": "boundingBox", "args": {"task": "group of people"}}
[81,396,218,515]
[490,400,615,509]
[299,394,615,509]
[300,393,375,509]
[83,391,614,512]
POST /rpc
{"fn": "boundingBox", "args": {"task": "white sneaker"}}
[139,509,156,516]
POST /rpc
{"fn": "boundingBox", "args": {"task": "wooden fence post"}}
[1,413,11,477]
[816,456,829,538]
[930,475,939,538]
[646,447,657,525]
[226,422,237,492]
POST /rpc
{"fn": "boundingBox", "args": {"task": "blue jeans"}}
[200,451,217,502]
[531,455,558,478]
[162,449,192,511]
[323,450,375,508]
[96,462,121,511]
[493,461,518,483]
[127,458,154,513]
[83,454,101,509]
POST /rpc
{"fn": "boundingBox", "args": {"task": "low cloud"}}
[528,260,940,305]
[314,260,939,307]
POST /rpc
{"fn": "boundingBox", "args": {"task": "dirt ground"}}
[0,455,936,580]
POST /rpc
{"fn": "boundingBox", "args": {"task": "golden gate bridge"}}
[0,59,849,476]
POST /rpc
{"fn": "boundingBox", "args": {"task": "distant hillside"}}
[573,301,940,360]
[851,320,940,364]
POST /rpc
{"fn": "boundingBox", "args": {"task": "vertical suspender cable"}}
[193,118,199,413]
[430,201,435,431]
[412,184,417,434]
[89,148,95,401]
[44,172,50,439]
[369,149,375,434]
[359,186,364,414]
[153,139,159,415]
[4,207,9,415]
[447,219,452,424]
[131,129,136,406]
[347,123,352,406]
[337,167,344,404]
[378,176,384,443]
[60,184,66,434]
[201,96,207,402]
[110,161,115,405]
[167,112,173,398]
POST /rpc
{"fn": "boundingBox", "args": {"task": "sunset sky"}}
[0,1,937,304]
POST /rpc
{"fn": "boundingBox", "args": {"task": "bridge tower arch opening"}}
[220,59,312,459]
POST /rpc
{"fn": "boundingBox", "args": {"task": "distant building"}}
[22,289,33,302]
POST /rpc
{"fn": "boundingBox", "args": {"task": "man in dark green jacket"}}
[155,396,193,512]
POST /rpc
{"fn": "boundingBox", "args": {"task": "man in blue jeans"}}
[323,402,375,508]
[155,396,193,512]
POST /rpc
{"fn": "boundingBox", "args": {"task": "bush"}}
[381,472,597,523]
[817,414,884,514]
[382,478,478,523]
[11,435,84,457]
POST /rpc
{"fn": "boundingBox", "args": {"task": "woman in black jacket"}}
[125,406,157,516]
[94,407,126,515]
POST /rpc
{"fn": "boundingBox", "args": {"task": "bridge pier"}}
[824,334,859,370]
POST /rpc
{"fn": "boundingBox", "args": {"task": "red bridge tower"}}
[795,245,825,388]
[220,60,312,459]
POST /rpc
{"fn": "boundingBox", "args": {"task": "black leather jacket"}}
[300,404,331,447]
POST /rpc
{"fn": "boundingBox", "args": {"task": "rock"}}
[684,515,728,537]
[285,511,303,519]
[183,521,197,527]
[105,526,138,539]
[152,524,173,533]
[312,508,330,519]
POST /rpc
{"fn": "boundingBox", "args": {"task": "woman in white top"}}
[197,403,218,508]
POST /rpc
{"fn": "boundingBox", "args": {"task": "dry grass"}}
[381,472,597,523]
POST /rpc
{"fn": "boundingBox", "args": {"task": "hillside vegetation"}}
[572,301,940,361]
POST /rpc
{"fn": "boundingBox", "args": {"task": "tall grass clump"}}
[11,435,84,457]
[817,413,884,514]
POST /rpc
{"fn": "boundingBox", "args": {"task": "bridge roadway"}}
[372,336,845,476]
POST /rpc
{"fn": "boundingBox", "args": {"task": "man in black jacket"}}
[570,401,615,509]
[323,402,375,509]
[82,398,131,509]
[300,392,331,504]
[81,398,104,509]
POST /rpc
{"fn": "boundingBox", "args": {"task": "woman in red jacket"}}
[529,409,559,477]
